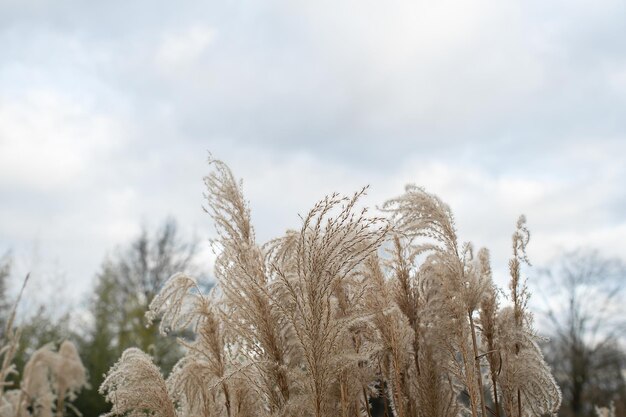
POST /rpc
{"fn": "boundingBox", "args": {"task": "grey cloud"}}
[1,0,625,299]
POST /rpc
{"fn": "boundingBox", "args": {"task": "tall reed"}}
[101,160,561,417]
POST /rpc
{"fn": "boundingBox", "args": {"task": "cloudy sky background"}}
[1,0,625,310]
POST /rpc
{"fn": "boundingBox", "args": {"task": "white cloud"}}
[278,0,547,127]
[155,25,216,72]
[607,63,626,95]
[0,0,625,306]
[0,89,126,191]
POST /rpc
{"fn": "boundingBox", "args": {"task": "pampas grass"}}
[101,159,561,417]
[0,276,87,417]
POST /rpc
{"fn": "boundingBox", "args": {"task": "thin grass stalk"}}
[0,274,29,397]
[389,336,406,417]
[469,312,488,417]
[363,387,373,417]
[56,381,66,417]
[340,372,349,417]
[490,357,501,417]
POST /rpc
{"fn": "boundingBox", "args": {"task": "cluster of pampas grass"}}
[0,277,87,417]
[100,159,561,417]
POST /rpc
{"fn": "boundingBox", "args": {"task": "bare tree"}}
[74,219,201,417]
[99,218,199,366]
[538,250,626,417]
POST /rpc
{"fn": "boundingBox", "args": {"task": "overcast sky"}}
[1,0,625,308]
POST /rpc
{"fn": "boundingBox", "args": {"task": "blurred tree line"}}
[537,251,626,417]
[0,227,623,417]
[0,220,208,417]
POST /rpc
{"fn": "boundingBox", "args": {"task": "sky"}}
[1,0,625,310]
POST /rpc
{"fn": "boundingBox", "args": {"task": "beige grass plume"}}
[99,348,176,417]
[99,158,563,417]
